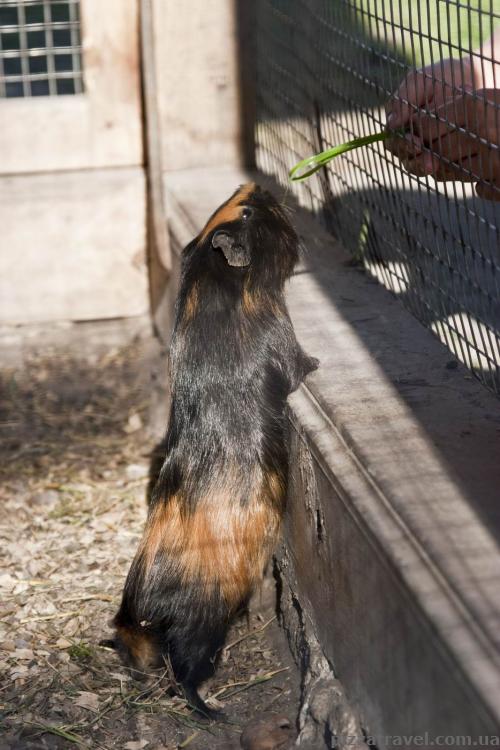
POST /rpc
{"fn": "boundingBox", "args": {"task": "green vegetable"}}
[289,130,396,182]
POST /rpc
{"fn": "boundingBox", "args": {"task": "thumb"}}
[386,69,429,130]
[475,181,500,202]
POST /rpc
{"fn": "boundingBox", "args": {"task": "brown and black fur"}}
[109,184,318,717]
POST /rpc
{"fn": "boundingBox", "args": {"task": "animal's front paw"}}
[303,355,319,376]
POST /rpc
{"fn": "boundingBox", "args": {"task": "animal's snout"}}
[212,230,251,268]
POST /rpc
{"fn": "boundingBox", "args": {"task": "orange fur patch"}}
[138,467,285,611]
[116,624,156,672]
[199,183,255,243]
[242,287,259,316]
[264,470,286,507]
[242,287,283,318]
[183,283,199,322]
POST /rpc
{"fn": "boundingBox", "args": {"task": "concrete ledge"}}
[164,167,500,746]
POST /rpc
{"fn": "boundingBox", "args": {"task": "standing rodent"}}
[107,183,318,717]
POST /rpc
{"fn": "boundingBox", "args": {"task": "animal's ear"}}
[212,230,251,267]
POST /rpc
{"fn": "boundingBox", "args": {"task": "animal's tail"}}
[182,680,221,720]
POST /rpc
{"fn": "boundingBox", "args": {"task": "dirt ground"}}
[0,331,301,750]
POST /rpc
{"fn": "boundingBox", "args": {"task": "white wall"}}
[153,0,242,171]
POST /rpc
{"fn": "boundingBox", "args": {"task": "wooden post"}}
[140,0,172,338]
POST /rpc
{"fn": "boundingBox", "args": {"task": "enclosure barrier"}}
[255,0,500,394]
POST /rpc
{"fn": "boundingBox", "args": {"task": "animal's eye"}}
[242,207,253,221]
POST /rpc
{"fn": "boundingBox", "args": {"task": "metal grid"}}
[0,0,83,97]
[255,0,500,394]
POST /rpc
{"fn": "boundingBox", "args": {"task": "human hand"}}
[412,88,500,199]
[385,58,476,167]
[390,87,500,201]
[386,58,475,134]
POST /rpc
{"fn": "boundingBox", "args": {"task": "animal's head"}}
[101,612,161,681]
[184,184,299,290]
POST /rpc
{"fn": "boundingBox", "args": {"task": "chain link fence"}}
[255,0,500,394]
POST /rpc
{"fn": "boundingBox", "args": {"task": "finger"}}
[475,180,500,202]
[386,70,429,130]
[423,130,498,183]
[384,131,423,160]
[411,151,495,183]
[433,143,499,183]
[432,156,476,182]
[412,96,469,145]
[429,129,476,166]
[398,153,435,177]
[412,106,453,146]
[398,150,468,182]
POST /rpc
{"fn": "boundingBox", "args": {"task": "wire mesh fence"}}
[0,0,83,98]
[255,0,500,394]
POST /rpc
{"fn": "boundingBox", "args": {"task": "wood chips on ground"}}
[0,337,299,750]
